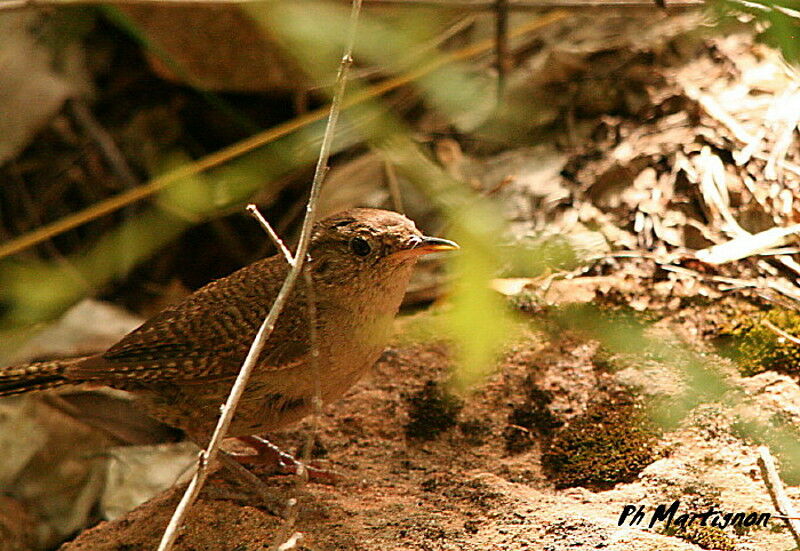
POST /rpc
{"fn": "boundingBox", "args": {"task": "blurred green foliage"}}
[715,0,800,65]
[247,1,496,130]
[248,2,523,391]
[2,1,523,394]
[551,302,800,479]
[0,115,362,332]
[732,414,800,484]
[552,303,732,428]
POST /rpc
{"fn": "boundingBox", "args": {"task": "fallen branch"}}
[757,445,800,549]
[157,2,363,549]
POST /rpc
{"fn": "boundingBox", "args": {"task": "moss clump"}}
[662,525,736,551]
[405,381,463,440]
[541,392,660,489]
[504,385,563,453]
[725,308,800,376]
[657,488,749,548]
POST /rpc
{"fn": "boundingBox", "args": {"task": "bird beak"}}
[409,235,460,256]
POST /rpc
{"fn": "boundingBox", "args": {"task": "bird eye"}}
[350,236,371,257]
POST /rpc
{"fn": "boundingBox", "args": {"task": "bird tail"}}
[0,357,86,396]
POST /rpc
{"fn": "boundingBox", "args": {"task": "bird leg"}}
[215,451,288,516]
[232,435,340,484]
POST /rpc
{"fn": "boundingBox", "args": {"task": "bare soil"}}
[60,303,797,550]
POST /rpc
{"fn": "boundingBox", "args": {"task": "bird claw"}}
[234,435,342,484]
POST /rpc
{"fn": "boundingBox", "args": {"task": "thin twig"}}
[246,204,294,265]
[302,263,322,451]
[659,261,800,302]
[8,166,92,291]
[761,319,800,347]
[268,264,322,550]
[270,495,301,551]
[157,2,363,550]
[658,264,756,288]
[758,445,800,549]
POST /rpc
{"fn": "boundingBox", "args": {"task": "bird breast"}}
[315,261,416,396]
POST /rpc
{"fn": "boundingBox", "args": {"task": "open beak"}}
[410,235,460,255]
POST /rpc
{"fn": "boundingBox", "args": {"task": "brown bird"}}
[0,208,457,475]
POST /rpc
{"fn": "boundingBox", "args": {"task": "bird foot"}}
[216,452,287,517]
[233,435,341,484]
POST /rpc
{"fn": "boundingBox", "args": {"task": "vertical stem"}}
[157,2,364,550]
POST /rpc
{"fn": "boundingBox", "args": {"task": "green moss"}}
[662,525,736,551]
[658,485,754,546]
[541,391,660,489]
[405,381,463,440]
[725,308,800,376]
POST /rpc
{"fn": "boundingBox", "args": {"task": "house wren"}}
[0,209,458,448]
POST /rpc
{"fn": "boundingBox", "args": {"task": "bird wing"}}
[67,257,311,383]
